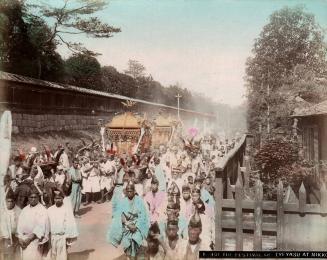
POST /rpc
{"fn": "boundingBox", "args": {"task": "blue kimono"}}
[107,184,125,247]
[201,188,215,208]
[107,195,150,257]
[68,167,82,213]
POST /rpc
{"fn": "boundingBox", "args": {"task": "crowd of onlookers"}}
[0,133,241,260]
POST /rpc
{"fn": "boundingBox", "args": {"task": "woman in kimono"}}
[107,180,150,259]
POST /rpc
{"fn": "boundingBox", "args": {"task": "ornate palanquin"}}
[105,112,143,155]
[152,115,175,147]
[106,112,152,155]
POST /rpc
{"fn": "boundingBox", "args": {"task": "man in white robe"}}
[1,192,21,260]
[17,190,49,260]
[48,189,78,260]
[182,211,211,260]
[155,220,187,260]
[54,145,70,170]
[100,155,116,202]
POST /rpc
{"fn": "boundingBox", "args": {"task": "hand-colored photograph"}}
[0,0,327,259]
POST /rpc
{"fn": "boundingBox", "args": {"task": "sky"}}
[51,0,327,107]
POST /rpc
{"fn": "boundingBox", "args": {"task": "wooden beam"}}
[254,180,263,250]
[221,220,277,232]
[215,176,223,250]
[277,180,284,250]
[235,177,243,250]
[320,182,327,214]
[222,199,322,214]
[299,182,306,214]
[227,178,233,199]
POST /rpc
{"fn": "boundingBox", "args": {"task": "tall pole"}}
[175,93,182,120]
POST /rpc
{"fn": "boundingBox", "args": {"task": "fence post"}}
[284,185,298,203]
[227,177,233,199]
[254,180,263,250]
[235,177,243,250]
[277,180,284,250]
[243,158,250,192]
[299,182,306,214]
[215,170,223,250]
[237,161,243,187]
[320,182,327,214]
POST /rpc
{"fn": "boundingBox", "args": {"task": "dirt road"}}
[68,201,125,260]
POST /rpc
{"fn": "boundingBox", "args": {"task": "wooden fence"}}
[215,134,248,198]
[214,164,327,251]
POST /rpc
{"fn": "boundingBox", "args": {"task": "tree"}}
[124,59,146,80]
[65,53,102,89]
[246,6,327,135]
[101,65,137,97]
[0,0,65,80]
[0,0,39,76]
[25,14,65,81]
[29,0,121,56]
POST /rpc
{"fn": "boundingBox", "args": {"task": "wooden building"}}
[292,100,327,172]
[0,71,215,134]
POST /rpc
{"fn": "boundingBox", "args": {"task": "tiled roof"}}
[0,71,215,118]
[292,100,327,117]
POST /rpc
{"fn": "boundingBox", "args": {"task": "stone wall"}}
[11,113,113,134]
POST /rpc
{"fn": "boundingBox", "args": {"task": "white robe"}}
[187,213,214,248]
[163,237,188,260]
[17,203,49,260]
[48,203,78,260]
[100,161,116,191]
[58,152,70,170]
[81,164,101,193]
[0,205,21,240]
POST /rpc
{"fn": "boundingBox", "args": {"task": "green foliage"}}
[0,0,234,119]
[253,138,318,200]
[245,6,327,135]
[0,0,65,81]
[254,138,298,176]
[101,65,137,97]
[0,0,39,77]
[29,0,121,56]
[25,14,65,81]
[65,53,102,89]
[124,60,146,80]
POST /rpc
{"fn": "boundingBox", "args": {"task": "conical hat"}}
[126,180,135,190]
[172,183,180,196]
[151,175,159,184]
[189,210,202,228]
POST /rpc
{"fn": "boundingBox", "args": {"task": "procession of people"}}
[1,126,241,260]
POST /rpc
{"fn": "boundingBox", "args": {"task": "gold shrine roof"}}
[106,112,142,129]
[155,115,177,127]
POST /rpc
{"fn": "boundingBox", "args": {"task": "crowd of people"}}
[0,132,241,260]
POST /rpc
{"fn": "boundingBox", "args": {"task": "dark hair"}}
[13,156,21,162]
[196,200,206,214]
[167,202,180,210]
[167,219,179,227]
[149,222,160,234]
[6,189,16,201]
[182,185,191,192]
[3,174,11,185]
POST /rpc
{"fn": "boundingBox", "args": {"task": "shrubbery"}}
[253,138,315,200]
